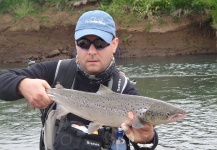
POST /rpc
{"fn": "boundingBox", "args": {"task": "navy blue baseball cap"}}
[74,10,116,44]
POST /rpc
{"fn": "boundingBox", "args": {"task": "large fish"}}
[46,84,186,134]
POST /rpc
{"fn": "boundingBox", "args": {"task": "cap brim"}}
[75,29,113,44]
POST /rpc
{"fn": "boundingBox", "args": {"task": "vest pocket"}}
[44,109,56,150]
[53,120,102,150]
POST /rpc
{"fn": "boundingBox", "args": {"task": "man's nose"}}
[87,44,97,55]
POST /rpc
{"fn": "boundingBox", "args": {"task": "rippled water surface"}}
[117,54,217,150]
[0,54,217,150]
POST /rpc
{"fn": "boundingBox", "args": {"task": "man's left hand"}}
[121,112,154,144]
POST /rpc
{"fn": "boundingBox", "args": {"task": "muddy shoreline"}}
[0,14,216,64]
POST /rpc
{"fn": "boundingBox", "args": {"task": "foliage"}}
[0,0,36,17]
[47,0,82,9]
[100,0,210,17]
[99,0,217,28]
[0,0,217,28]
[200,0,217,28]
[0,0,18,13]
[12,0,36,18]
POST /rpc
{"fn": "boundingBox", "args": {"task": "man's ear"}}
[112,37,119,54]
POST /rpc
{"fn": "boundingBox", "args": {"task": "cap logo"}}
[84,17,106,25]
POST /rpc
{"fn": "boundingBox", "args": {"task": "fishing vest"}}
[40,59,130,150]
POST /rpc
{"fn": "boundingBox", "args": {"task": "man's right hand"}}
[18,78,52,109]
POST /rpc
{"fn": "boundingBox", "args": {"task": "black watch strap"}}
[131,129,158,150]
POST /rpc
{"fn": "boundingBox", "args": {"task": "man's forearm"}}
[0,71,26,101]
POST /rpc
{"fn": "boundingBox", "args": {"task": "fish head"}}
[144,101,187,126]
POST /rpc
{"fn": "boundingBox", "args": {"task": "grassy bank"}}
[0,0,217,28]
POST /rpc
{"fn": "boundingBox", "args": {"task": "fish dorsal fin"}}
[55,83,64,89]
[97,84,114,95]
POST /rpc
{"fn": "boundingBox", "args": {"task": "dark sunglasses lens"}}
[94,39,109,50]
[77,39,90,50]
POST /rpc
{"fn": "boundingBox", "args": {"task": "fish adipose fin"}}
[88,122,101,134]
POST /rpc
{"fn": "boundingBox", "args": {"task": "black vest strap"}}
[111,70,127,93]
[53,59,77,88]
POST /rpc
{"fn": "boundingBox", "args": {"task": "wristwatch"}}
[131,130,158,150]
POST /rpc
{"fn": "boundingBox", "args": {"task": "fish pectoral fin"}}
[132,117,146,129]
[55,104,69,120]
[87,122,101,134]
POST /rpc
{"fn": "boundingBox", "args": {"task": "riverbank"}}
[0,3,216,63]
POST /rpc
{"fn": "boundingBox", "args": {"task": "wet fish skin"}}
[47,84,186,134]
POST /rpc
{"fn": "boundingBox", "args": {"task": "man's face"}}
[76,35,118,74]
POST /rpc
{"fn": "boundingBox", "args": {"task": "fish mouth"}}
[169,111,187,122]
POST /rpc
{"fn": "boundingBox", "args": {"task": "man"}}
[0,10,158,150]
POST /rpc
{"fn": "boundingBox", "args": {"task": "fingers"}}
[30,91,51,109]
[19,78,52,109]
[41,80,52,106]
[122,122,154,143]
[42,79,51,89]
[121,112,135,141]
[121,123,135,142]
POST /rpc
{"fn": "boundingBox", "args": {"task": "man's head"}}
[75,10,116,44]
[74,10,119,75]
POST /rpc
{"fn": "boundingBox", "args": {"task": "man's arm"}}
[0,60,58,101]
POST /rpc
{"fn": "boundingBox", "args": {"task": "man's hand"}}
[18,78,52,109]
[121,112,154,143]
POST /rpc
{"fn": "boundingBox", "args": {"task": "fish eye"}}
[166,112,170,117]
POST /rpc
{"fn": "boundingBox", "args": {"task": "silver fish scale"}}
[47,87,154,126]
[47,84,186,127]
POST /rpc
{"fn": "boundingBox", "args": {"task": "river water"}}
[0,54,216,150]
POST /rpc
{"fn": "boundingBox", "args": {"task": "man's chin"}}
[86,68,101,75]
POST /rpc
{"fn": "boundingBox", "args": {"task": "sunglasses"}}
[76,38,110,50]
